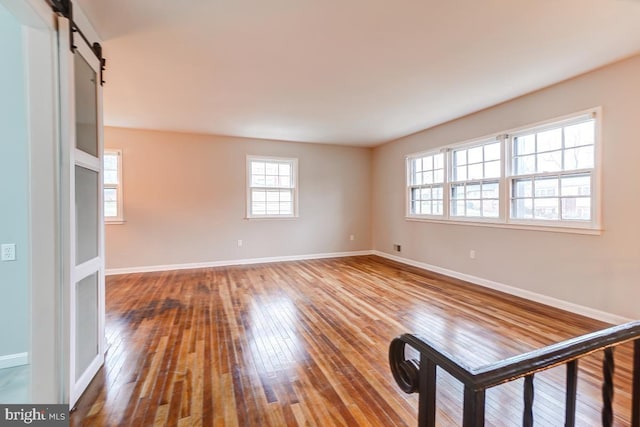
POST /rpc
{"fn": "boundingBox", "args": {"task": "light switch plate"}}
[1,243,16,261]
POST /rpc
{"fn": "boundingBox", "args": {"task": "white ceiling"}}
[76,0,640,147]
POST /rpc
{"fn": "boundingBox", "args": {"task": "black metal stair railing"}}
[389,321,640,427]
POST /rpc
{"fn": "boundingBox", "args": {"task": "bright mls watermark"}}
[0,405,68,427]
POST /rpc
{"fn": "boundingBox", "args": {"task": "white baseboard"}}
[0,352,29,370]
[372,250,633,325]
[105,250,374,276]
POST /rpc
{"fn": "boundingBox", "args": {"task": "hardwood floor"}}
[70,255,635,426]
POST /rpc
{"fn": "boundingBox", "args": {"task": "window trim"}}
[246,155,299,219]
[405,107,602,234]
[104,148,124,224]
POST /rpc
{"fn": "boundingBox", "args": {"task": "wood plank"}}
[70,255,635,426]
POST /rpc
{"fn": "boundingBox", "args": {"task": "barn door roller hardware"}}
[49,0,107,85]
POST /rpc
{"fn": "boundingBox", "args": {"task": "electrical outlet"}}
[469,249,476,259]
[393,244,402,252]
[1,243,16,261]
[349,234,355,241]
[237,240,243,247]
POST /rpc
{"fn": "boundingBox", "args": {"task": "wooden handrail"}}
[390,320,640,427]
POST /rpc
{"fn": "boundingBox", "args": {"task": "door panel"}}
[58,16,105,406]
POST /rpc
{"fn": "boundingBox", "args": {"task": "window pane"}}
[251,161,265,175]
[104,201,117,218]
[564,146,594,170]
[482,199,499,218]
[513,179,532,198]
[432,186,443,200]
[434,153,444,169]
[485,160,500,179]
[537,150,562,172]
[280,190,292,202]
[468,163,483,180]
[514,155,535,175]
[562,197,591,220]
[421,188,431,200]
[564,121,594,148]
[534,198,559,220]
[451,184,464,200]
[104,170,118,185]
[561,175,590,196]
[452,200,465,216]
[515,135,535,155]
[265,175,278,187]
[266,191,279,202]
[252,175,266,186]
[454,150,467,166]
[252,189,266,202]
[421,201,431,215]
[454,166,467,181]
[468,146,483,163]
[279,202,292,215]
[467,200,481,217]
[413,158,422,172]
[252,202,266,215]
[414,172,423,186]
[422,156,433,170]
[433,201,443,215]
[482,182,499,199]
[279,163,291,176]
[265,163,278,175]
[279,176,291,187]
[434,169,444,183]
[104,154,117,170]
[484,142,501,161]
[534,177,559,198]
[266,202,279,214]
[466,184,481,199]
[537,128,562,152]
[423,171,434,184]
[512,198,533,219]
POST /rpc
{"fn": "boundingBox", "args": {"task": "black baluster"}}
[632,340,640,427]
[463,386,485,427]
[418,356,437,427]
[523,375,534,427]
[565,360,578,427]
[602,348,615,427]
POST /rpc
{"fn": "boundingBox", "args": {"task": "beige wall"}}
[105,128,372,270]
[372,54,640,320]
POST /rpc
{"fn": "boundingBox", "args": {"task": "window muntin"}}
[405,109,599,231]
[103,150,123,222]
[407,152,444,216]
[509,115,595,223]
[247,157,297,218]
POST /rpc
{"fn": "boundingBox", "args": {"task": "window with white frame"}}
[247,156,298,218]
[103,149,123,223]
[407,152,444,216]
[509,115,595,222]
[405,109,600,232]
[450,139,501,218]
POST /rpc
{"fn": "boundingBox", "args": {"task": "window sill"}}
[105,219,125,225]
[245,215,299,221]
[405,216,602,235]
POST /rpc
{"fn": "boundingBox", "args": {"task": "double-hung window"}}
[247,156,298,218]
[407,152,444,217]
[509,114,596,224]
[405,108,600,232]
[450,139,501,219]
[104,149,123,223]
